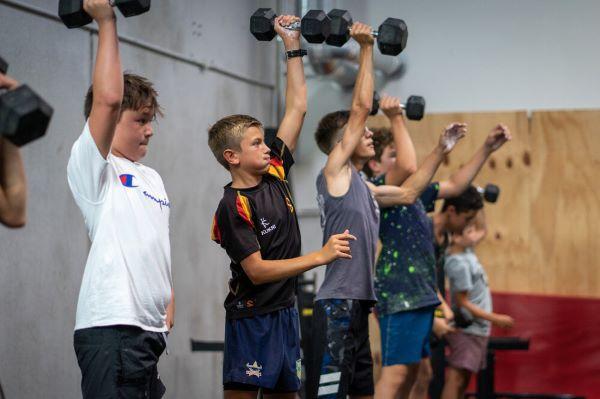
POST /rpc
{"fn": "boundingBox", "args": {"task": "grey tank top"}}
[315,166,380,301]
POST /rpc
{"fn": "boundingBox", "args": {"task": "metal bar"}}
[190,339,224,352]
[0,0,275,90]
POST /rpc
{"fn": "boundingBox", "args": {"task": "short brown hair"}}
[208,114,263,169]
[363,128,394,177]
[84,73,163,119]
[314,110,350,154]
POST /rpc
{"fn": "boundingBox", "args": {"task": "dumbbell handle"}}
[283,21,301,30]
[344,27,380,38]
[283,21,379,37]
[282,19,380,39]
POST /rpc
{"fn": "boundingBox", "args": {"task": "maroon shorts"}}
[445,331,489,373]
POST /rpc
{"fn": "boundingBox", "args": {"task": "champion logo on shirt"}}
[119,174,138,188]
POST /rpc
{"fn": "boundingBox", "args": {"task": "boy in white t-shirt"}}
[66,1,173,398]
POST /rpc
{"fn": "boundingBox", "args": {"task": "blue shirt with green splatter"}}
[371,177,442,314]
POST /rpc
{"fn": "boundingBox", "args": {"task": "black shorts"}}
[305,299,375,398]
[73,325,167,399]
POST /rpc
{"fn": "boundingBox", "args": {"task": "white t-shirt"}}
[67,122,172,332]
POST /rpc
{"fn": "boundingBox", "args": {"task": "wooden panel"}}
[367,110,600,384]
[369,111,534,294]
[529,110,600,297]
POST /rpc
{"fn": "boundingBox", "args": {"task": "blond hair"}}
[208,114,263,169]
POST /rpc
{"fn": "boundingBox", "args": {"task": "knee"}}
[380,365,412,388]
[415,363,433,384]
[446,368,467,388]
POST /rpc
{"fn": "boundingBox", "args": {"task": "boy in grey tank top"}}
[305,22,468,399]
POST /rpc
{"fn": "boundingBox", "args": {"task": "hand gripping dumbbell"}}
[0,57,53,146]
[370,91,426,121]
[326,9,408,56]
[59,0,151,29]
[477,184,500,203]
[250,8,331,43]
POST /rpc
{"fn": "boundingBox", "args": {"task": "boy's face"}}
[112,107,155,162]
[367,143,396,177]
[353,127,376,160]
[231,126,271,173]
[446,206,478,234]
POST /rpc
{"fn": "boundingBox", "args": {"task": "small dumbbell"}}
[477,184,500,203]
[371,91,426,121]
[250,8,331,44]
[326,9,408,56]
[59,0,151,29]
[0,56,8,75]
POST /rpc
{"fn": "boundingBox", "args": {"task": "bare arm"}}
[366,146,444,207]
[324,23,374,181]
[86,0,123,159]
[380,95,417,186]
[0,138,26,227]
[241,231,355,285]
[455,292,514,328]
[439,124,511,198]
[367,123,467,207]
[274,15,306,153]
[165,289,175,331]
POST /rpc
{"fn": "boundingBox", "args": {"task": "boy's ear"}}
[446,205,457,216]
[223,149,240,167]
[367,159,380,175]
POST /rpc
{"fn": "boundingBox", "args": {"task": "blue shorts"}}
[378,306,435,366]
[223,306,301,392]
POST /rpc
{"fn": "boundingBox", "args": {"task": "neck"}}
[111,148,136,163]
[230,167,263,189]
[351,156,368,172]
[448,242,467,255]
[432,212,448,238]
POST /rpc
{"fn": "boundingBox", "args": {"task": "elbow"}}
[0,211,26,228]
[94,92,122,110]
[403,191,419,205]
[405,164,418,175]
[246,268,266,285]
[350,96,372,117]
[294,88,308,115]
[291,101,307,117]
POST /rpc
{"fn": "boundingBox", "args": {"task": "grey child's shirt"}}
[315,166,380,302]
[445,248,493,336]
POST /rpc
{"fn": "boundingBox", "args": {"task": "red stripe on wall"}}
[484,292,600,398]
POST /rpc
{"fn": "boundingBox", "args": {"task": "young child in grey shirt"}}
[441,209,515,399]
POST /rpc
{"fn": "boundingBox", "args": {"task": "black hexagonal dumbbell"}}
[0,85,53,147]
[477,184,500,203]
[370,91,426,121]
[250,8,330,44]
[326,9,408,56]
[58,0,151,29]
[0,55,8,75]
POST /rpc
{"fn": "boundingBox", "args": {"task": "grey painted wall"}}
[0,0,278,398]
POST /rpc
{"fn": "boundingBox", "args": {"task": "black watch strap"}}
[286,49,307,59]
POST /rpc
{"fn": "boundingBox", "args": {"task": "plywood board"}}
[529,110,600,297]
